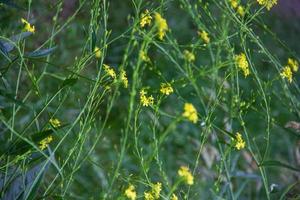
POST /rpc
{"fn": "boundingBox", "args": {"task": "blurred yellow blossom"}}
[229,0,238,8]
[287,58,299,72]
[125,185,136,200]
[229,0,245,17]
[235,53,250,77]
[103,64,116,79]
[183,50,195,63]
[280,66,293,83]
[152,182,162,199]
[171,194,178,200]
[160,83,173,95]
[257,0,277,10]
[144,182,161,200]
[144,192,154,200]
[140,89,154,107]
[39,136,53,150]
[21,18,35,33]
[49,118,61,128]
[140,50,151,62]
[182,103,198,123]
[235,132,246,150]
[154,12,168,40]
[140,9,152,28]
[198,30,210,44]
[237,6,245,17]
[178,166,194,185]
[94,46,101,59]
[120,70,128,88]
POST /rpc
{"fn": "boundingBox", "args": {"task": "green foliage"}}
[0,0,300,199]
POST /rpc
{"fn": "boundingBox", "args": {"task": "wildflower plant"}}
[0,0,299,199]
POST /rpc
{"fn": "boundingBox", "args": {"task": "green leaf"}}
[0,40,9,57]
[0,0,25,10]
[26,47,57,58]
[24,165,45,200]
[8,124,66,156]
[0,89,28,108]
[259,160,300,172]
[92,28,96,51]
[61,78,78,88]
[8,129,53,155]
[279,181,300,200]
[1,162,45,200]
[0,32,32,53]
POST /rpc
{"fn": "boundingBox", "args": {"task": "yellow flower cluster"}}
[288,58,299,72]
[140,9,152,28]
[178,166,194,185]
[49,118,61,128]
[144,182,162,200]
[125,185,136,200]
[120,69,128,88]
[94,46,101,59]
[140,89,154,107]
[198,30,210,44]
[103,64,116,79]
[160,83,174,95]
[183,50,195,63]
[235,132,246,150]
[235,53,250,77]
[280,66,293,83]
[152,182,162,199]
[39,136,53,150]
[154,12,168,40]
[140,50,151,62]
[144,192,154,200]
[229,0,245,17]
[139,10,169,40]
[229,0,238,8]
[182,103,198,123]
[171,194,178,200]
[280,58,299,83]
[257,0,277,10]
[21,18,35,33]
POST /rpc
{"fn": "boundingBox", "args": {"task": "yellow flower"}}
[182,103,198,123]
[49,118,61,128]
[234,132,246,150]
[160,83,174,95]
[39,136,53,150]
[237,5,245,17]
[125,185,137,200]
[144,192,155,200]
[120,69,128,88]
[287,58,299,72]
[140,9,152,28]
[152,182,162,199]
[280,66,293,83]
[198,30,210,44]
[257,0,277,10]
[235,53,250,77]
[21,18,35,33]
[103,64,116,79]
[229,0,238,8]
[154,12,168,40]
[140,50,151,62]
[140,89,154,107]
[94,46,101,59]
[178,166,194,185]
[144,182,161,200]
[183,50,195,63]
[171,194,178,200]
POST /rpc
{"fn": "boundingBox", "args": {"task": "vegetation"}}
[0,0,300,199]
